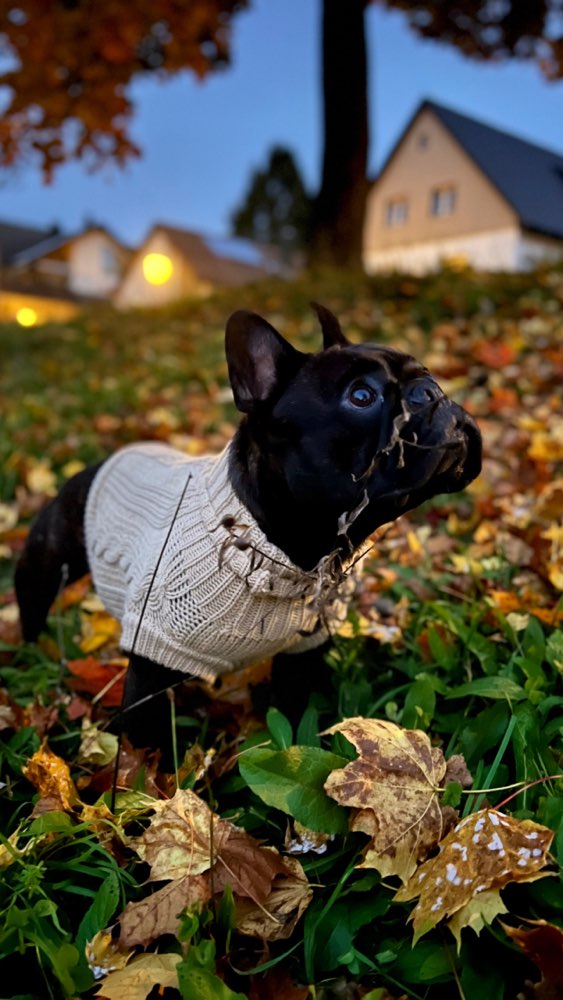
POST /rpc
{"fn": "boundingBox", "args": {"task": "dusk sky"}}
[3,0,563,247]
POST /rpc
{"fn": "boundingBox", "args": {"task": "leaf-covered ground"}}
[0,266,562,1000]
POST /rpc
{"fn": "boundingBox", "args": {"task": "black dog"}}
[15,306,481,755]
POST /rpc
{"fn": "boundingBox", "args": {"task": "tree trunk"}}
[309,0,370,268]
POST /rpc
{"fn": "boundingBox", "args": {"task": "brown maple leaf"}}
[118,789,311,948]
[503,919,563,1000]
[119,873,211,948]
[234,856,313,941]
[395,809,554,943]
[323,717,463,882]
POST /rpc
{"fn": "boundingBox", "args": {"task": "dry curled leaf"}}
[86,930,133,979]
[78,719,119,766]
[132,789,286,896]
[130,787,233,881]
[395,809,554,943]
[119,789,311,947]
[119,873,211,949]
[234,855,313,941]
[93,952,180,1000]
[323,717,464,882]
[22,744,81,815]
[503,919,563,1000]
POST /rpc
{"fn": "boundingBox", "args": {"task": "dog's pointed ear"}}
[226,310,304,413]
[312,302,349,349]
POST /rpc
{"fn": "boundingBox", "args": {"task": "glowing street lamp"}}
[16,307,38,327]
[143,253,173,285]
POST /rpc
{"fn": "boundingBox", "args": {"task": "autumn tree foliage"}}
[0,0,247,177]
[1,0,562,261]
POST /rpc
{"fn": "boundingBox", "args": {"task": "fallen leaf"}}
[0,602,21,644]
[0,502,18,533]
[93,952,180,1000]
[323,718,455,882]
[86,930,133,979]
[131,787,233,881]
[212,826,289,905]
[447,888,508,949]
[22,744,81,814]
[119,873,211,948]
[55,574,92,610]
[67,656,126,707]
[121,790,311,947]
[25,459,57,496]
[503,919,563,1000]
[234,856,313,941]
[395,809,554,943]
[80,611,121,654]
[78,720,119,766]
[474,340,516,368]
[0,828,22,869]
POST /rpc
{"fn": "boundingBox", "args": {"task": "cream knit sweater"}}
[85,442,361,681]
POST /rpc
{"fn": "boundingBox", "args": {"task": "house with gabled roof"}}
[114,223,278,309]
[0,220,131,324]
[363,99,563,275]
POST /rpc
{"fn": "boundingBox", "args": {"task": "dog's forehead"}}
[306,343,426,382]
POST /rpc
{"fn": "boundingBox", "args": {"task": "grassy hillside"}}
[0,266,562,999]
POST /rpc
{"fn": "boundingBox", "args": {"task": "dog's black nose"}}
[405,378,442,407]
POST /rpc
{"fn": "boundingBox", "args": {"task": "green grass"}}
[0,265,562,999]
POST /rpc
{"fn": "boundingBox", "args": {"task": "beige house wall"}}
[67,231,125,297]
[364,107,519,263]
[114,231,207,309]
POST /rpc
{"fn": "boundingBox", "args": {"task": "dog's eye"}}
[348,383,378,408]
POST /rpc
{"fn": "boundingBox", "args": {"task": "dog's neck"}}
[229,425,365,571]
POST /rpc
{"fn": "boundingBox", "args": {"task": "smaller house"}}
[364,100,563,274]
[114,223,276,309]
[0,221,131,325]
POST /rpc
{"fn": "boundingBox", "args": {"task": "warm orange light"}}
[143,253,173,285]
[16,307,38,327]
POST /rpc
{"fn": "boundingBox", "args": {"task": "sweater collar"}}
[200,444,364,605]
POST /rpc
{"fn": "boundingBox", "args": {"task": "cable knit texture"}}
[85,442,361,681]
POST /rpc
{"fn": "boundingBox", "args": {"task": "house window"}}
[101,245,118,274]
[418,132,429,150]
[430,186,457,217]
[385,198,408,227]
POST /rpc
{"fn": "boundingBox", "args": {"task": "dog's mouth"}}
[363,395,482,512]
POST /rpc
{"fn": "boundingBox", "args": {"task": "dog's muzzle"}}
[402,379,482,492]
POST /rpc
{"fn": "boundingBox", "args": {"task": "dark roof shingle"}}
[0,221,54,265]
[425,100,563,241]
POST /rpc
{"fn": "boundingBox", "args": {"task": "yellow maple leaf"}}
[130,788,232,881]
[86,930,133,979]
[23,745,81,814]
[0,502,18,533]
[93,953,180,1000]
[25,459,57,496]
[80,610,121,653]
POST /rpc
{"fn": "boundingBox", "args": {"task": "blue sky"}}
[2,0,563,246]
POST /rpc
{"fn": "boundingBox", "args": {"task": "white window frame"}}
[385,198,409,227]
[430,186,457,217]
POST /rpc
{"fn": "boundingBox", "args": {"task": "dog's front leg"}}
[270,643,332,725]
[118,654,186,768]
